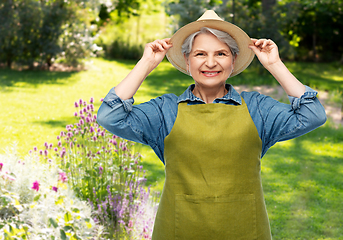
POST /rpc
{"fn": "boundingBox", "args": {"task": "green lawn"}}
[0,58,342,239]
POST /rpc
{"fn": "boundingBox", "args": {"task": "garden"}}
[1,58,343,239]
[1,0,343,239]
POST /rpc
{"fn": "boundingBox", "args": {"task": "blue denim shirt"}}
[97,84,326,164]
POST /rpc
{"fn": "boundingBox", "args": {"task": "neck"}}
[192,84,227,104]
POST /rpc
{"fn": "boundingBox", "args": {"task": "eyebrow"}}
[191,48,230,53]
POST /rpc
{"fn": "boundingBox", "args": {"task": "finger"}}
[254,39,264,47]
[160,39,173,50]
[262,39,272,48]
[151,40,165,52]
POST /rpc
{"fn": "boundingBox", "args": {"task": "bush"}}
[0,146,98,239]
[104,40,144,60]
[0,0,101,69]
[29,97,158,239]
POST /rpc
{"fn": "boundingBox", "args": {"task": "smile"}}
[201,71,221,76]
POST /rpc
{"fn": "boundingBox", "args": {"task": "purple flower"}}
[0,163,3,171]
[75,102,79,108]
[79,99,83,105]
[60,150,66,158]
[100,98,104,102]
[31,181,40,191]
[33,147,38,151]
[90,97,94,103]
[74,112,78,117]
[99,166,103,175]
[52,186,58,192]
[59,172,68,183]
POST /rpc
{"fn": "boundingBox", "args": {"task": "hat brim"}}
[166,19,255,77]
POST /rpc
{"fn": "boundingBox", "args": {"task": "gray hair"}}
[181,27,239,59]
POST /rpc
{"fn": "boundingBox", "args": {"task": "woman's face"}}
[186,33,235,89]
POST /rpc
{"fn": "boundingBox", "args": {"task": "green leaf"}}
[71,207,80,213]
[60,229,67,240]
[33,194,41,202]
[63,225,74,232]
[49,218,58,228]
[64,211,72,223]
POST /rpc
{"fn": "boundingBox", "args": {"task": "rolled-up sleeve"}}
[97,88,178,163]
[243,86,327,157]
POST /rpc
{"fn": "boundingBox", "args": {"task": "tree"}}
[0,0,100,69]
[166,0,223,30]
[278,0,343,62]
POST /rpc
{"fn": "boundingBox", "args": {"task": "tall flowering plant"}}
[31,98,158,239]
[0,147,97,239]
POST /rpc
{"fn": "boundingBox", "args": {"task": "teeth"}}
[203,71,219,75]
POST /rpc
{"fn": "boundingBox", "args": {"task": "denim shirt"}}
[97,84,326,164]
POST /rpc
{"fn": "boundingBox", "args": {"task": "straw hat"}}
[166,10,255,77]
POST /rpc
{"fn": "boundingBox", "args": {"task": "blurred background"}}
[0,0,342,69]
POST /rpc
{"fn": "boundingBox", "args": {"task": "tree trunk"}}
[6,54,12,69]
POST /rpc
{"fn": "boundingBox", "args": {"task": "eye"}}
[217,52,228,56]
[195,52,204,56]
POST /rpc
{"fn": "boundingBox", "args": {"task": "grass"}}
[0,58,343,239]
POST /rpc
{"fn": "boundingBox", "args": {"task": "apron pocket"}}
[175,194,257,240]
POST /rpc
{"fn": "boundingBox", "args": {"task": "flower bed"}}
[22,98,158,239]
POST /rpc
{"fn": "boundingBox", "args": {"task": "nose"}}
[205,55,217,68]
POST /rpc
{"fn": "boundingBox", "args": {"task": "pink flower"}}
[89,97,94,103]
[59,172,68,183]
[31,181,40,191]
[52,186,58,192]
[75,102,79,108]
[0,163,3,171]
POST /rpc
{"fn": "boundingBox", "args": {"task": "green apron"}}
[152,100,272,240]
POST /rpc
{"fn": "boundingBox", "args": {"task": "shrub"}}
[0,0,101,69]
[0,146,98,239]
[30,98,158,239]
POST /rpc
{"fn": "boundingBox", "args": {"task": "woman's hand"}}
[113,38,172,100]
[141,38,173,72]
[249,38,281,70]
[249,38,305,98]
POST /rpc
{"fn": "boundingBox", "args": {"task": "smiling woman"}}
[185,31,236,103]
[96,10,326,240]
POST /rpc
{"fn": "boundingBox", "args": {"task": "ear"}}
[184,54,189,72]
[231,54,238,70]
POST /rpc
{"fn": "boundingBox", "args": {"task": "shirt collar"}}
[177,84,242,105]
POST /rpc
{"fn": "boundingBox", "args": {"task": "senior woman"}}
[97,10,326,240]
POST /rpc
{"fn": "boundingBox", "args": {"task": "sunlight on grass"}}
[0,58,342,239]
